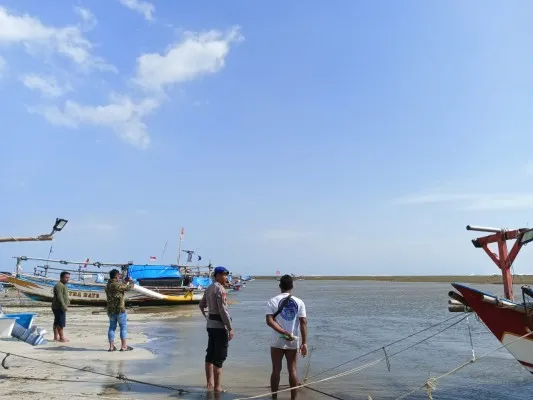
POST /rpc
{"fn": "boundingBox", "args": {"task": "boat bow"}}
[452,283,533,373]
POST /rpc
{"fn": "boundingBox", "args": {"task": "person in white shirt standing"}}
[265,274,307,400]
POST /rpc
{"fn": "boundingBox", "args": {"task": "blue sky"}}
[2,1,533,276]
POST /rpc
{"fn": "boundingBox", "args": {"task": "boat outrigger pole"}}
[466,224,533,301]
[0,218,68,243]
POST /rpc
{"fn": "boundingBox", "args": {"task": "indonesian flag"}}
[149,256,157,261]
[82,258,90,270]
[180,227,185,240]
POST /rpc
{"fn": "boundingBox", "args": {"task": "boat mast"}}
[177,227,184,266]
[466,224,530,301]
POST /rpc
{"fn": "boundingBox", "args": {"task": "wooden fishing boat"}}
[8,257,209,306]
[2,221,234,306]
[0,271,13,288]
[448,225,533,374]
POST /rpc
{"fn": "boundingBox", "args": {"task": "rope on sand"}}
[0,373,110,384]
[0,388,139,399]
[233,315,468,400]
[0,349,188,395]
[393,330,533,400]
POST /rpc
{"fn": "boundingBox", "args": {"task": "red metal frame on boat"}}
[466,225,530,301]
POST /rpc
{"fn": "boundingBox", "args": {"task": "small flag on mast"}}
[180,227,185,240]
[183,250,194,263]
[150,256,157,261]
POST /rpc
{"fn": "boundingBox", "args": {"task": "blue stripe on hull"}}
[18,276,104,292]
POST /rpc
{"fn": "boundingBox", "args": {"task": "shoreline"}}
[0,294,194,400]
[252,275,533,284]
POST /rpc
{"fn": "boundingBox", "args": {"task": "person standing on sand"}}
[52,271,71,342]
[105,269,134,352]
[199,266,234,393]
[266,274,307,400]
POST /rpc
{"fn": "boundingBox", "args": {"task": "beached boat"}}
[0,305,45,344]
[0,316,16,337]
[448,225,533,374]
[0,271,13,288]
[8,257,211,306]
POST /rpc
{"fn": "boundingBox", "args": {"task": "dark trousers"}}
[205,328,228,368]
[52,308,66,328]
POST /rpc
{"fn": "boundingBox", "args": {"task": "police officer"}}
[199,266,234,393]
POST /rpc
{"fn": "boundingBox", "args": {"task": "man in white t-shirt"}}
[265,274,307,400]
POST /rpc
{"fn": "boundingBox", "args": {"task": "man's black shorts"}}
[52,308,66,328]
[205,328,228,368]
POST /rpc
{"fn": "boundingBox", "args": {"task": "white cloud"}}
[0,6,114,71]
[74,7,97,31]
[118,0,155,21]
[394,192,533,210]
[134,27,243,92]
[21,74,71,98]
[31,94,160,148]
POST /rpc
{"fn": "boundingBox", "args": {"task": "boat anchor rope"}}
[0,311,503,400]
[0,349,188,395]
[394,329,533,400]
[382,347,391,372]
[233,314,469,400]
[307,313,465,382]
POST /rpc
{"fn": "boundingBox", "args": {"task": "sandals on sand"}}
[108,345,117,352]
[119,346,133,352]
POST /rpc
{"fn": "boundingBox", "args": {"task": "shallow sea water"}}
[102,280,533,399]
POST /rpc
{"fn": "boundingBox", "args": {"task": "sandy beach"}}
[0,286,199,399]
[0,297,161,400]
[0,289,322,400]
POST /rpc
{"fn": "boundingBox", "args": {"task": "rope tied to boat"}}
[233,315,469,400]
[394,329,533,400]
[307,313,466,382]
[425,377,437,400]
[466,313,475,361]
[382,347,391,372]
[0,349,188,395]
[0,312,481,400]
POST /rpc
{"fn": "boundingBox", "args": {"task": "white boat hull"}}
[0,318,16,337]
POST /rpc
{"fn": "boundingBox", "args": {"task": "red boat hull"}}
[452,283,533,373]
